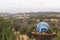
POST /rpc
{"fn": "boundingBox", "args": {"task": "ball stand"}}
[31,32,57,40]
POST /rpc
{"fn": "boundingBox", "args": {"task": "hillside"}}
[0,12,60,19]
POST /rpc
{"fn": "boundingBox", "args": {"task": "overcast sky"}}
[0,0,60,13]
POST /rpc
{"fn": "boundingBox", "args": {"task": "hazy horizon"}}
[0,0,60,13]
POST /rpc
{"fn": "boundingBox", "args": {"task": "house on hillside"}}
[12,13,31,19]
[0,13,10,19]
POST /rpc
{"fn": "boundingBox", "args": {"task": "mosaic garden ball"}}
[37,22,50,33]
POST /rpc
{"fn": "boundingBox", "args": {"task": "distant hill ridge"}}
[0,12,60,19]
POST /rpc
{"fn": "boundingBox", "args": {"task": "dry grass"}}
[14,31,29,40]
[20,34,29,40]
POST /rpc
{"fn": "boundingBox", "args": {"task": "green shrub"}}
[0,17,16,40]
